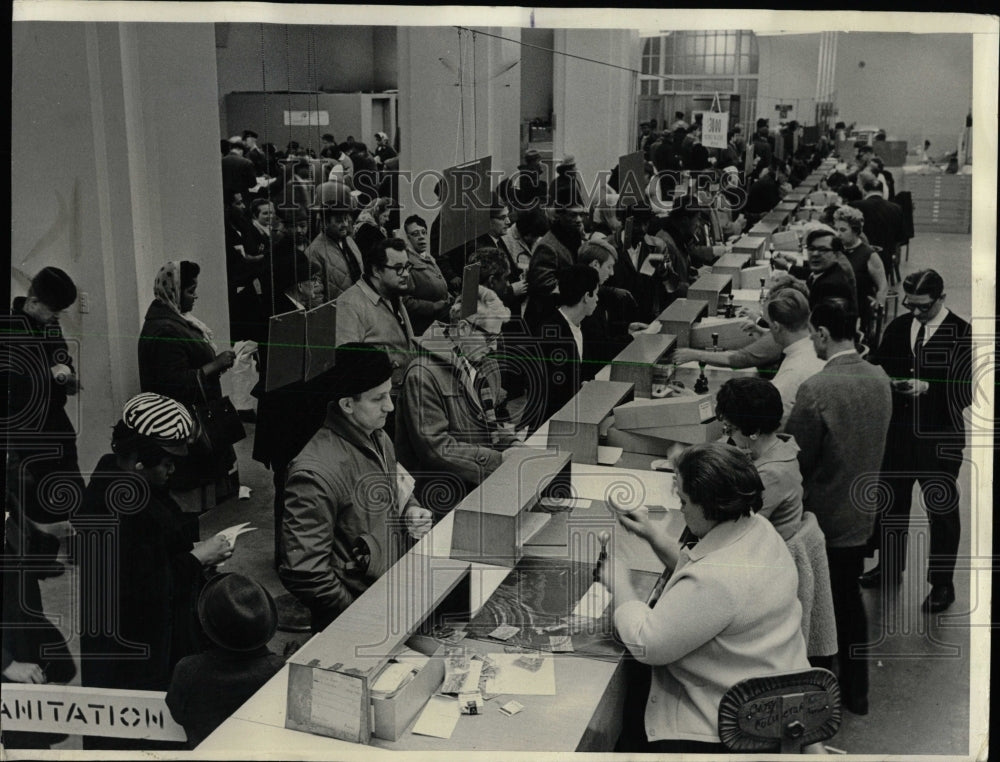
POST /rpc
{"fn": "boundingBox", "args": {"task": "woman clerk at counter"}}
[602,443,810,753]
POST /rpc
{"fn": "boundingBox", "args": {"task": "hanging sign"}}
[702,111,728,150]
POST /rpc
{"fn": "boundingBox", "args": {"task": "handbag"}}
[190,370,247,456]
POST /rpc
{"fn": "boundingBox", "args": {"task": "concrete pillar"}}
[397,26,521,223]
[553,29,639,206]
[12,21,226,474]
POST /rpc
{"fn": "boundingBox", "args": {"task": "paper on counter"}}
[483,654,556,696]
[411,695,460,739]
[596,446,623,465]
[371,661,418,694]
[441,658,482,695]
[572,581,612,620]
[309,670,365,742]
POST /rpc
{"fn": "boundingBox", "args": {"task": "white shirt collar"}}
[825,348,857,364]
[910,307,950,346]
[782,335,814,358]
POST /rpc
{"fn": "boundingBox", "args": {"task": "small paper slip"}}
[396,465,415,512]
[411,695,460,739]
[238,485,252,501]
[499,700,524,716]
[550,635,574,653]
[371,661,417,694]
[441,658,482,695]
[489,624,520,641]
[484,654,556,696]
[572,581,612,620]
[217,522,257,547]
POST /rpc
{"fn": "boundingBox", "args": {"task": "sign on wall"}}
[284,110,330,127]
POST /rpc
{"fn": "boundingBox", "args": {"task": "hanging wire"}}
[472,29,478,164]
[453,26,642,75]
[457,27,466,166]
[260,23,276,318]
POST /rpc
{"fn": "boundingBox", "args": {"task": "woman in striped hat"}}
[74,393,233,750]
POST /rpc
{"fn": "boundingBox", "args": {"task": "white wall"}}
[397,26,522,224]
[521,28,554,122]
[756,33,820,127]
[834,32,972,153]
[553,29,639,206]
[12,22,227,475]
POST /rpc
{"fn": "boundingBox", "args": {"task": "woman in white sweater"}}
[603,442,810,753]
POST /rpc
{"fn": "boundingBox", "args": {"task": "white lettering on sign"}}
[0,684,186,741]
[702,111,728,149]
[283,110,330,127]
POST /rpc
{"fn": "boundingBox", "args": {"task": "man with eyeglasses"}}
[395,286,525,514]
[862,269,972,614]
[336,238,417,434]
[772,227,858,312]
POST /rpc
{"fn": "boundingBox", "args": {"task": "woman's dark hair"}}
[555,264,599,307]
[179,261,200,292]
[715,378,784,437]
[111,420,173,468]
[674,443,764,522]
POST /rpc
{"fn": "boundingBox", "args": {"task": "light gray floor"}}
[31,231,978,755]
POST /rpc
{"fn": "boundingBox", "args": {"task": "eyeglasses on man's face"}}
[902,296,940,313]
[382,262,413,275]
[808,246,836,254]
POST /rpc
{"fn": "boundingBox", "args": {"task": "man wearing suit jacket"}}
[524,196,585,331]
[850,171,905,277]
[784,300,892,716]
[862,270,972,614]
[525,264,599,433]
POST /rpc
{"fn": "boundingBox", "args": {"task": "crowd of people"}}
[2,119,972,753]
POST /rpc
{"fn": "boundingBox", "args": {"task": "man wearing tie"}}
[862,270,972,613]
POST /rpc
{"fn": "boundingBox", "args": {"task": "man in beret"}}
[305,186,364,303]
[6,267,84,523]
[278,343,432,632]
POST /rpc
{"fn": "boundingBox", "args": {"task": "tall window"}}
[640,30,759,136]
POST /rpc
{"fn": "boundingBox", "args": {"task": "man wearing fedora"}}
[166,573,284,749]
[278,343,432,632]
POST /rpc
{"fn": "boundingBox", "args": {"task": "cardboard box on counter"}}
[612,395,714,431]
[689,317,755,351]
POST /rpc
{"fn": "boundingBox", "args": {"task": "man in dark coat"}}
[851,170,906,277]
[524,194,586,331]
[773,228,858,312]
[166,574,284,749]
[6,267,83,523]
[221,138,258,202]
[524,265,600,432]
[862,270,972,614]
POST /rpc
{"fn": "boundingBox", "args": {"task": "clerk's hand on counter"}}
[404,504,433,539]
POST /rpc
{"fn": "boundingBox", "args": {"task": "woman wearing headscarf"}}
[603,443,809,753]
[74,393,232,749]
[353,196,393,258]
[138,261,238,513]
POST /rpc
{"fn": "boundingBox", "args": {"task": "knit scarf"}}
[449,336,500,446]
